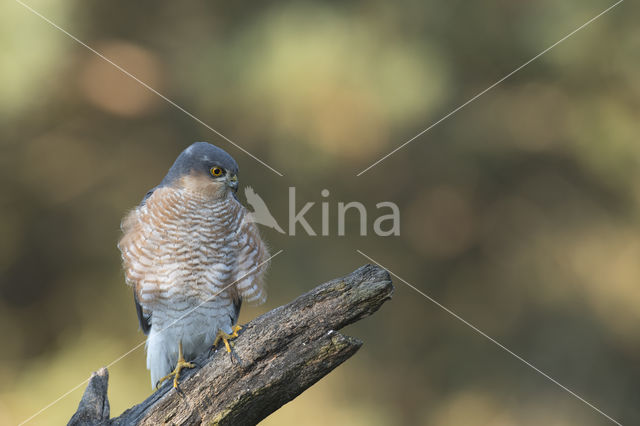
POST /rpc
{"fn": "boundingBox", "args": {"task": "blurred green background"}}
[1,0,638,424]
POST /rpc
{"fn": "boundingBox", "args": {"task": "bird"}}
[118,142,270,388]
[244,186,285,233]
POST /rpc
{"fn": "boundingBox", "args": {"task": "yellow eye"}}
[210,167,223,177]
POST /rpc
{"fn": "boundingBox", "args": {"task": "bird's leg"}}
[213,324,242,353]
[156,341,195,389]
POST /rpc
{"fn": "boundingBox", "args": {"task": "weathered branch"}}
[68,264,393,426]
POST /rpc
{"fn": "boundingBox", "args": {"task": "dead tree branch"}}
[68,264,393,426]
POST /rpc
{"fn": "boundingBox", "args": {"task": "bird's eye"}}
[210,167,224,177]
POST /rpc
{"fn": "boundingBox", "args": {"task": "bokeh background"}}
[1,0,638,424]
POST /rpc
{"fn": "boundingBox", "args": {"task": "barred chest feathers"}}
[119,186,266,386]
[132,187,246,309]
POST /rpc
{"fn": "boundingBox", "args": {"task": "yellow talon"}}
[156,341,195,389]
[213,324,242,353]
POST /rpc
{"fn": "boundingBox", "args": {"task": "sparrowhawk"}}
[118,142,269,388]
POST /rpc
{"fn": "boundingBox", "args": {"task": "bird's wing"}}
[119,206,153,333]
[140,186,159,205]
[134,288,151,334]
[233,210,270,305]
[119,186,167,334]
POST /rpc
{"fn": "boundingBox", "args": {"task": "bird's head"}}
[161,142,239,199]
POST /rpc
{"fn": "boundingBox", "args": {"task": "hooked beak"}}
[228,174,238,192]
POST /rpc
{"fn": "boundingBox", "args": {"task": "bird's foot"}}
[213,324,242,353]
[156,343,195,389]
[156,358,195,389]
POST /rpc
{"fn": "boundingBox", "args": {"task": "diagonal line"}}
[356,250,622,426]
[18,249,283,425]
[356,0,624,176]
[16,381,92,426]
[13,0,284,177]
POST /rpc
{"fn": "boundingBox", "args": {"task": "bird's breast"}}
[121,187,246,309]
